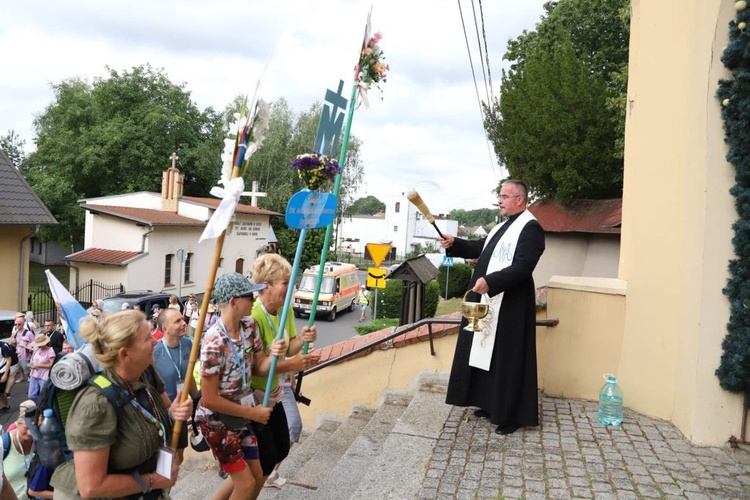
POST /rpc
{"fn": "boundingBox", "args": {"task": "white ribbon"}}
[200,177,245,243]
[356,79,371,109]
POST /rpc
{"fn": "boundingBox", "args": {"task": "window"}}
[164,254,173,286]
[185,253,194,282]
[394,225,398,232]
[235,258,244,274]
[395,202,400,213]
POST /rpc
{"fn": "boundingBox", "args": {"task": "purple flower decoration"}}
[291,151,342,191]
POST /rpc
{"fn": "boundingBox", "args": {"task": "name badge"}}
[157,446,174,479]
[240,393,256,408]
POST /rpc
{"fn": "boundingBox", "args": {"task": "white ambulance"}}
[292,262,360,321]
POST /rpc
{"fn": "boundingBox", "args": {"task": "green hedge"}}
[436,263,473,299]
[370,279,441,321]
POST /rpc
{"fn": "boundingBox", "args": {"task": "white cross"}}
[170,152,179,169]
[245,181,267,207]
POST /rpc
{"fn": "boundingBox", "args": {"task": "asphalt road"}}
[292,269,374,349]
[0,377,30,431]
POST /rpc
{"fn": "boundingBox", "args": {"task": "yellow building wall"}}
[298,334,457,427]
[0,225,32,311]
[618,0,743,444]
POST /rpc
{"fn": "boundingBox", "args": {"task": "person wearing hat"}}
[4,400,35,499]
[28,333,55,403]
[357,285,371,322]
[203,302,219,333]
[194,272,287,500]
[184,294,199,337]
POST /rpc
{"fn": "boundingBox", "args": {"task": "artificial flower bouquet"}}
[291,152,342,191]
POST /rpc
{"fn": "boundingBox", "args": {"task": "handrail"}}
[293,316,559,405]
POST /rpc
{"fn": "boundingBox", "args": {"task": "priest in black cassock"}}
[440,180,545,435]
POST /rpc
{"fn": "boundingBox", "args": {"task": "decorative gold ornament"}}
[723,98,731,107]
[736,1,747,12]
[740,22,748,30]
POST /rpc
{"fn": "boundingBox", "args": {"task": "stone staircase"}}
[171,372,452,499]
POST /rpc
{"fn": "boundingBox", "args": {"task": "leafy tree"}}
[245,99,364,268]
[450,208,497,227]
[21,65,224,247]
[0,130,26,168]
[347,195,385,215]
[485,0,630,203]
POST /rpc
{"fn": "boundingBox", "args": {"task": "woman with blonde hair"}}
[250,254,319,488]
[168,295,182,315]
[49,310,192,499]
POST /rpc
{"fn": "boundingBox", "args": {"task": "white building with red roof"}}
[65,166,280,296]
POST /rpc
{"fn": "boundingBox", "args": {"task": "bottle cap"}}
[43,408,54,417]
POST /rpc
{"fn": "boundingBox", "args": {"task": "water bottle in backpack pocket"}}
[37,408,65,469]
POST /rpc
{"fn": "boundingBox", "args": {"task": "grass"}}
[29,262,69,289]
[436,297,462,316]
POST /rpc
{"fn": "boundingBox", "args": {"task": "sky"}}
[1,0,547,215]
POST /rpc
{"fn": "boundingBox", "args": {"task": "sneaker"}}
[265,471,286,488]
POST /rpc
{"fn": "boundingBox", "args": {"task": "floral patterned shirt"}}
[195,318,263,420]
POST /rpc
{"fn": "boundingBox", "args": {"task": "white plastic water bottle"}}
[38,408,65,468]
[598,373,624,426]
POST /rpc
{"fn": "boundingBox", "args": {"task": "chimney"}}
[161,166,184,212]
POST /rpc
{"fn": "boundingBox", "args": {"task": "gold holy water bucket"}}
[460,291,489,332]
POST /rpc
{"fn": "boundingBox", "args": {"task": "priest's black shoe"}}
[473,409,490,419]
[495,424,520,435]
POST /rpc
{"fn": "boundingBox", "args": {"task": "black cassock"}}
[445,212,545,427]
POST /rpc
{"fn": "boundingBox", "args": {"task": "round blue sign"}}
[286,190,338,229]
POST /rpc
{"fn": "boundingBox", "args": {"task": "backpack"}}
[34,364,158,467]
[1,340,18,366]
[1,431,9,460]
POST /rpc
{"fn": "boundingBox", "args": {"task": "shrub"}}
[371,279,442,321]
[373,279,402,319]
[355,317,399,336]
[436,263,473,299]
[423,280,440,318]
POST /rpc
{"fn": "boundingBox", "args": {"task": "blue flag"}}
[45,270,86,349]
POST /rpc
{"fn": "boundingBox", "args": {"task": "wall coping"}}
[547,276,627,296]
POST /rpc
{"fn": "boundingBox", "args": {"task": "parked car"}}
[100,292,184,316]
[0,310,16,340]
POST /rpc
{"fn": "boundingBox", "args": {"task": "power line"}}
[469,0,491,105]
[478,0,494,103]
[456,0,499,180]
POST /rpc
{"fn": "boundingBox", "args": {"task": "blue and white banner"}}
[45,270,86,349]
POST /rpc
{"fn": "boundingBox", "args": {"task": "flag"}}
[45,270,86,349]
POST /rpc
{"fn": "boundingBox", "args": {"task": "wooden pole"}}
[170,166,240,450]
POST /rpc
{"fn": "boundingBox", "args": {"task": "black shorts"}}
[253,401,289,476]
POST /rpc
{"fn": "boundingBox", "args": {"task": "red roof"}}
[66,248,142,265]
[81,205,205,226]
[528,199,622,234]
[181,196,280,216]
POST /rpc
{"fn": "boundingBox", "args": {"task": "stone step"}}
[348,374,451,499]
[312,391,413,499]
[261,407,376,499]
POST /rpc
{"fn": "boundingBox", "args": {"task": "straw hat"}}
[31,333,51,348]
[207,303,216,313]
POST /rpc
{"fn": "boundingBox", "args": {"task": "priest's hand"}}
[472,277,489,295]
[440,235,454,248]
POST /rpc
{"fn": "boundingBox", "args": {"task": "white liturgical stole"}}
[469,209,536,371]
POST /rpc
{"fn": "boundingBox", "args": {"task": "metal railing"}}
[294,316,559,405]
